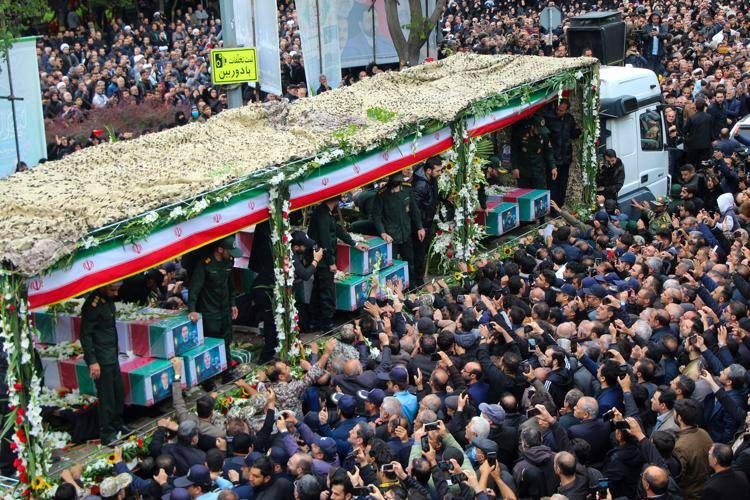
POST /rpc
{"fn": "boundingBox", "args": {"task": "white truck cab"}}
[599,66,670,213]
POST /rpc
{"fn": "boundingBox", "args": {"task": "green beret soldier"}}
[80,282,126,443]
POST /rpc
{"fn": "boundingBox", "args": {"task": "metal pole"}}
[3,56,22,169]
[371,0,376,64]
[219,0,243,109]
[250,0,261,100]
[314,0,323,75]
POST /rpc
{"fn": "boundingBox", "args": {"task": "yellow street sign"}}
[210,47,258,85]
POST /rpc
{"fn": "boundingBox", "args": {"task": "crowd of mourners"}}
[26,0,750,499]
[54,158,750,500]
[37,0,750,161]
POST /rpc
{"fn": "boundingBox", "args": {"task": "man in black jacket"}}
[544,99,580,205]
[704,443,749,497]
[684,98,715,167]
[150,420,207,476]
[247,456,294,499]
[411,158,442,287]
[567,397,612,467]
[708,90,730,140]
[407,325,439,380]
[602,416,668,499]
[479,402,518,467]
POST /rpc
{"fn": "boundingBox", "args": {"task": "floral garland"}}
[80,434,151,487]
[36,341,83,360]
[267,174,300,360]
[0,270,70,499]
[577,66,601,216]
[430,123,488,274]
[36,387,98,411]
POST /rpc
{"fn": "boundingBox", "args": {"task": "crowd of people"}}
[34,0,750,163]
[54,150,750,500]
[49,102,750,500]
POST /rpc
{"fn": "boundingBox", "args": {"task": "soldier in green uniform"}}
[632,196,672,232]
[80,282,126,443]
[371,172,425,287]
[308,196,368,331]
[511,116,558,190]
[188,237,241,381]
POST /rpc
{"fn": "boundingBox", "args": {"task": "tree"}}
[383,0,448,67]
[0,0,49,55]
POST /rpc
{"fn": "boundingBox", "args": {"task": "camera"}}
[424,421,440,431]
[312,244,327,256]
[486,451,497,467]
[526,407,542,418]
[438,460,452,471]
[602,408,616,421]
[353,486,375,495]
[614,420,631,430]
[430,353,441,361]
[420,435,430,452]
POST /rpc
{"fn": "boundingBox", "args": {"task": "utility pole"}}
[314,0,323,74]
[0,56,24,169]
[219,0,243,109]
[369,0,377,64]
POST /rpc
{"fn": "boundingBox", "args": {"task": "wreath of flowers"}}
[80,434,151,487]
[0,270,71,499]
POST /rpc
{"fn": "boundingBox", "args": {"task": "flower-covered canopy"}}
[0,54,595,278]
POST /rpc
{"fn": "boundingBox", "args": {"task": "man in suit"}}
[704,443,749,498]
[333,359,381,396]
[701,365,748,444]
[567,396,612,467]
[683,97,715,168]
[651,386,680,437]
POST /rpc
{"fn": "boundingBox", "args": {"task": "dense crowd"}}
[39,0,750,161]
[54,157,750,500]
[49,110,750,500]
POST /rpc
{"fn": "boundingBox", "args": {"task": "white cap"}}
[192,28,200,36]
[289,50,298,56]
[124,25,132,31]
[143,63,152,69]
[60,43,69,51]
[134,54,144,63]
[286,19,295,26]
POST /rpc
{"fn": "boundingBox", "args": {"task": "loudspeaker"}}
[567,11,626,65]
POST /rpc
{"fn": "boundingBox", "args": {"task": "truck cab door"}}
[636,108,669,198]
[605,114,638,197]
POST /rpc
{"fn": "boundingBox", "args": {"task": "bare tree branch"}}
[383,0,409,63]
